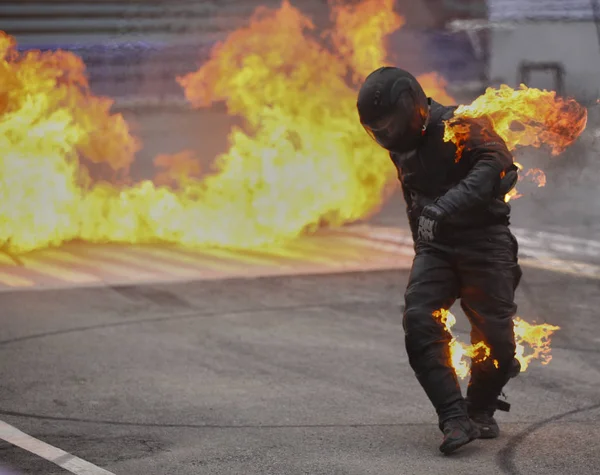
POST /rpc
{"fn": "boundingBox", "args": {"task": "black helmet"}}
[357,66,429,152]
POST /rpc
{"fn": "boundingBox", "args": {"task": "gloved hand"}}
[417,203,447,242]
[498,167,519,196]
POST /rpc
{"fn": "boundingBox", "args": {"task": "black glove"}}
[417,203,447,242]
[498,167,519,196]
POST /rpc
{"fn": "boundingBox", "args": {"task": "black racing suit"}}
[391,100,523,426]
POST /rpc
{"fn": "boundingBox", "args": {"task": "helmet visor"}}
[361,111,406,149]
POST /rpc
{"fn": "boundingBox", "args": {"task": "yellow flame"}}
[513,317,561,371]
[433,309,491,379]
[327,0,404,82]
[0,32,139,252]
[504,188,522,203]
[444,84,587,156]
[0,2,391,254]
[443,84,586,202]
[1,0,456,255]
[433,309,560,379]
[3,1,585,256]
[416,72,456,107]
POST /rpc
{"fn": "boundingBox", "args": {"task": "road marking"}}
[0,271,34,288]
[17,256,101,285]
[511,229,600,259]
[342,224,600,261]
[0,419,115,475]
[518,257,600,280]
[0,225,598,291]
[42,248,162,281]
[335,225,600,279]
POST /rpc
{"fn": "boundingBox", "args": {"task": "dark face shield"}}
[361,101,430,153]
[361,111,406,149]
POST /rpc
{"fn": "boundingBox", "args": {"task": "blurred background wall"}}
[486,0,600,103]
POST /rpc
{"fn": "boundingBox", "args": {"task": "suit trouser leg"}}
[457,229,523,411]
[403,244,465,426]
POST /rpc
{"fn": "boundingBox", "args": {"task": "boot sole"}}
[439,427,481,455]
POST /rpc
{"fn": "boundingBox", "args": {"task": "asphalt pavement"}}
[0,252,599,474]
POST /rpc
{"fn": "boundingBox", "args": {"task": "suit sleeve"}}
[400,181,419,242]
[434,121,514,217]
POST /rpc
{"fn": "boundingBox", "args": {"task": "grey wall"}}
[489,21,600,102]
[1,1,327,46]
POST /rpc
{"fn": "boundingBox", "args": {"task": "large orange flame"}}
[433,309,560,379]
[0,1,454,255]
[174,0,404,247]
[0,0,587,255]
[0,32,140,253]
[327,0,405,81]
[443,84,587,201]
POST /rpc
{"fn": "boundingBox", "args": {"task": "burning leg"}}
[457,229,523,439]
[403,246,480,454]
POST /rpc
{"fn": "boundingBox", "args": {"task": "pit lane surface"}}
[0,224,599,292]
[0,233,599,475]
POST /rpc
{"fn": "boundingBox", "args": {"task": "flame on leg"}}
[513,317,561,372]
[433,309,560,379]
[504,165,546,202]
[433,309,491,379]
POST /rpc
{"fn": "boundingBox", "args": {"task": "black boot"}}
[439,416,481,454]
[468,407,500,439]
[466,358,519,439]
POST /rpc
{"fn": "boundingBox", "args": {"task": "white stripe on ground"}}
[511,229,600,259]
[344,224,600,260]
[336,225,600,279]
[0,420,115,475]
[519,257,600,280]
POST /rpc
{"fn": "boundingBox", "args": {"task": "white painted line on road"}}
[519,257,600,280]
[512,229,600,259]
[514,228,600,249]
[337,225,600,279]
[343,224,600,261]
[0,420,115,475]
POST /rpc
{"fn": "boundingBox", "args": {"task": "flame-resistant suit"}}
[392,100,522,427]
[356,66,522,452]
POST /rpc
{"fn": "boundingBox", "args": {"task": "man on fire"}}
[356,67,522,454]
